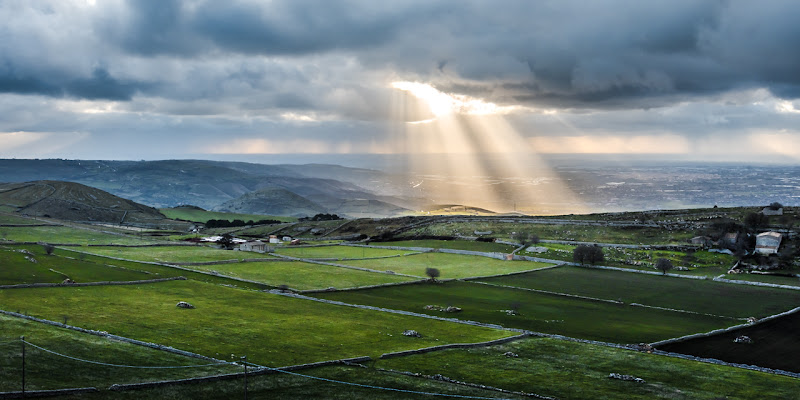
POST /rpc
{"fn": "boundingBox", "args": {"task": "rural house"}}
[755,232,782,255]
[240,240,268,253]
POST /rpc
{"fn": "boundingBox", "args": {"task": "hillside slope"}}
[213,187,327,218]
[0,180,167,224]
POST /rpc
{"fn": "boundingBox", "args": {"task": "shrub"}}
[655,258,674,275]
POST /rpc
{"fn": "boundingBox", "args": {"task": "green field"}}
[83,245,265,264]
[723,273,800,286]
[376,336,800,399]
[186,261,417,290]
[0,314,238,392]
[0,245,152,285]
[0,213,46,225]
[0,280,512,367]
[481,266,800,318]
[340,253,553,279]
[160,207,295,223]
[371,239,516,253]
[51,247,270,290]
[0,225,157,245]
[275,245,412,260]
[313,281,733,343]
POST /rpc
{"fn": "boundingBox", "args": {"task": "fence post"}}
[242,355,248,400]
[21,336,25,398]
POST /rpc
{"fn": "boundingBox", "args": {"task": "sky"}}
[2,0,800,163]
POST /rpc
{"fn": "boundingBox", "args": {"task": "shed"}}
[240,240,268,253]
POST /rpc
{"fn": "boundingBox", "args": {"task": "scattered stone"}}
[61,278,75,284]
[608,373,645,383]
[445,306,462,313]
[734,335,753,344]
[424,305,462,313]
[25,256,37,263]
[502,309,519,316]
[746,317,758,324]
[176,301,195,309]
[503,351,519,358]
[402,330,422,337]
[634,343,653,352]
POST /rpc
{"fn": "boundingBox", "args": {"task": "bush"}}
[425,267,441,281]
[42,243,55,255]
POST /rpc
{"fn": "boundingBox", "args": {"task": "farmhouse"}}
[269,235,280,244]
[755,231,782,255]
[690,236,713,247]
[240,240,268,253]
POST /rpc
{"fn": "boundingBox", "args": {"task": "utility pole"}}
[21,336,25,398]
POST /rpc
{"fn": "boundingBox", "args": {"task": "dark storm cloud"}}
[0,63,150,101]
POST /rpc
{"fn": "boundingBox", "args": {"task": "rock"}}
[608,373,645,383]
[444,306,462,313]
[62,278,75,284]
[746,317,758,324]
[503,351,519,358]
[402,330,422,337]
[733,335,753,344]
[176,301,195,309]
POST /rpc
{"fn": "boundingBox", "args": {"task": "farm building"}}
[755,232,782,255]
[269,235,280,244]
[690,236,713,247]
[761,206,783,216]
[240,240,268,253]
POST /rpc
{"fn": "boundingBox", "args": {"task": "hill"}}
[0,180,168,225]
[213,187,328,218]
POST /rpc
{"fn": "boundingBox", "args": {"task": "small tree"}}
[218,233,235,250]
[744,212,768,230]
[573,245,604,265]
[42,243,55,256]
[425,267,441,282]
[655,258,673,275]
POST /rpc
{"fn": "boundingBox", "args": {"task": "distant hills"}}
[0,180,167,224]
[0,159,414,218]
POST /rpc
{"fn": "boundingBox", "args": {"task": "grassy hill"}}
[0,181,169,225]
[213,187,328,218]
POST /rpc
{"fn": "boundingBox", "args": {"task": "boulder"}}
[733,335,753,344]
[61,278,75,284]
[608,373,645,383]
[176,301,195,309]
[402,330,422,337]
[503,351,519,358]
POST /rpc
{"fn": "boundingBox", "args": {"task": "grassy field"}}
[658,310,800,373]
[370,239,516,253]
[313,281,734,343]
[376,336,800,399]
[723,273,800,286]
[186,261,417,290]
[41,364,530,399]
[406,221,694,245]
[0,225,158,245]
[0,280,512,367]
[274,245,412,260]
[0,314,239,392]
[0,245,153,285]
[82,245,265,264]
[340,253,553,279]
[51,247,270,291]
[480,266,800,318]
[160,207,295,223]
[0,213,47,225]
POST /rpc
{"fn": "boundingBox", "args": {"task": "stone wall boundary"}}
[55,247,271,288]
[269,253,420,278]
[86,243,200,248]
[171,258,283,266]
[650,306,800,348]
[0,309,228,364]
[0,387,98,399]
[379,333,532,359]
[375,368,555,400]
[346,243,508,260]
[712,276,800,290]
[0,276,185,290]
[300,279,428,294]
[107,356,373,391]
[459,264,564,281]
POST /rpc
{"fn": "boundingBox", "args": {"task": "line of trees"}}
[298,213,342,222]
[572,245,604,265]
